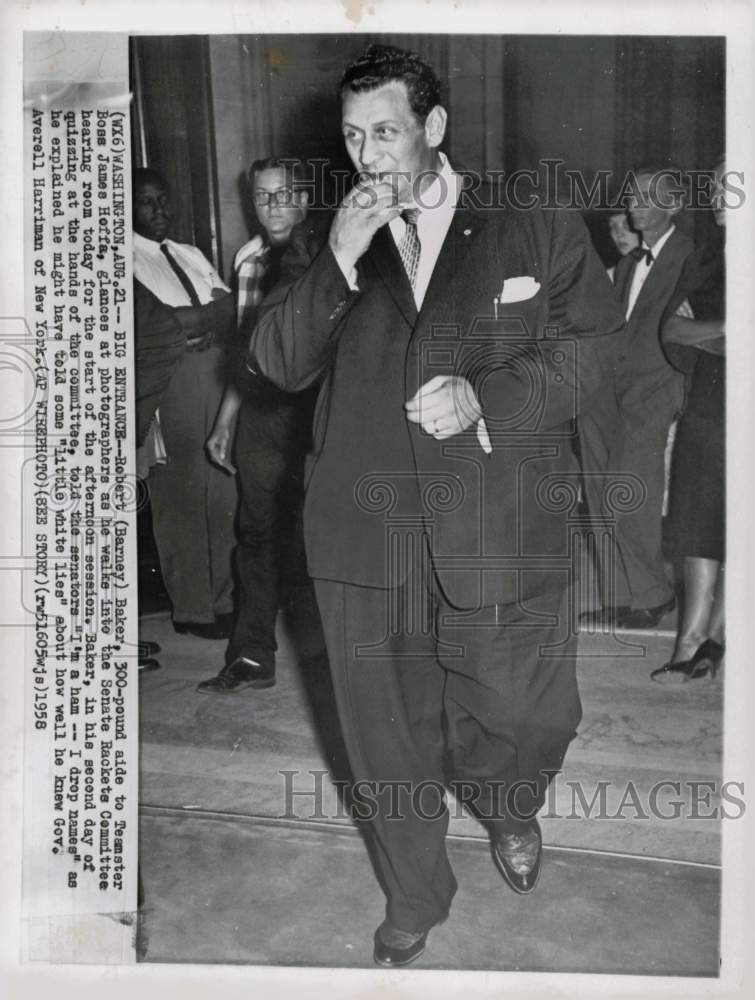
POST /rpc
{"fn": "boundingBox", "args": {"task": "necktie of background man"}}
[630,246,654,265]
[160,242,202,306]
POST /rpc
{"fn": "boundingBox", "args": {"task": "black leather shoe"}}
[196,657,275,694]
[617,598,676,630]
[492,819,542,894]
[578,605,630,630]
[139,640,161,658]
[138,657,161,673]
[174,618,234,640]
[373,922,428,968]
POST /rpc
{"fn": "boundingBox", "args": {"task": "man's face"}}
[627,173,680,237]
[252,167,307,246]
[608,212,639,256]
[341,81,442,199]
[133,179,171,242]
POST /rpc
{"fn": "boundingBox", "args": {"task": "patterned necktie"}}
[160,242,202,306]
[397,208,421,289]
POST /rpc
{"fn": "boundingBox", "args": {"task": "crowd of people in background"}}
[592,162,726,680]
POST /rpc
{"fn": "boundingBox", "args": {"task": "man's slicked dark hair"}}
[339,43,442,122]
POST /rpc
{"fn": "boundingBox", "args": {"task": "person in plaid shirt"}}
[197,158,318,694]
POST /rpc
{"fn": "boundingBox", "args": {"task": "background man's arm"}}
[173,291,235,350]
[133,279,187,445]
[663,315,725,356]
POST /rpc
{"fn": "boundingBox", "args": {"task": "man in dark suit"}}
[580,165,694,630]
[251,44,624,967]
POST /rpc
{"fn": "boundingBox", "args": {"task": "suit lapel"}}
[629,230,681,323]
[418,203,490,322]
[613,256,634,312]
[631,230,686,318]
[363,223,418,327]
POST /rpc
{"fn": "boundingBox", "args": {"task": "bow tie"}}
[630,246,654,265]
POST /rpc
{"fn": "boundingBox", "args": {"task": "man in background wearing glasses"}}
[197,157,319,694]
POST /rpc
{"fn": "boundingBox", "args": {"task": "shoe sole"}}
[195,678,275,694]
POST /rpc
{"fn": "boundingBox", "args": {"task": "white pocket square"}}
[499,275,541,303]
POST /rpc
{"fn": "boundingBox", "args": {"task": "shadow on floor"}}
[137,810,720,975]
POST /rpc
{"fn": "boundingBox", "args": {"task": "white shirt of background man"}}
[133,232,229,306]
[626,224,676,319]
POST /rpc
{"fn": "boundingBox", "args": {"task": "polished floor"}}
[137,591,723,975]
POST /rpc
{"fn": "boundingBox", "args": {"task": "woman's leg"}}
[672,557,721,662]
[706,563,725,646]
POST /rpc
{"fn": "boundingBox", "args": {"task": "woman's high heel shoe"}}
[650,639,724,683]
[687,639,724,679]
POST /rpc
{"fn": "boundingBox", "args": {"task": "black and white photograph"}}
[2,2,753,998]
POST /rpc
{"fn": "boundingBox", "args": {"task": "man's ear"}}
[424,104,448,149]
[295,189,310,209]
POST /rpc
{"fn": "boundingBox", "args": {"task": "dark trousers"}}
[149,347,237,623]
[226,392,315,667]
[314,564,581,933]
[580,373,684,609]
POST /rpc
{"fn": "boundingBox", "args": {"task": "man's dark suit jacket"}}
[133,277,235,446]
[610,228,694,403]
[252,191,625,610]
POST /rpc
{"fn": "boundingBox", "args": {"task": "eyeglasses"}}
[253,189,297,207]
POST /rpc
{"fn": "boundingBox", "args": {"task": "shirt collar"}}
[407,152,459,215]
[134,231,166,257]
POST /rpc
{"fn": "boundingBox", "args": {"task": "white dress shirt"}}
[626,224,675,318]
[133,232,229,306]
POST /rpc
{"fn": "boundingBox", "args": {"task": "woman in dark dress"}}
[651,159,726,682]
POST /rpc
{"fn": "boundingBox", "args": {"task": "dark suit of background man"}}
[251,44,624,968]
[580,165,693,631]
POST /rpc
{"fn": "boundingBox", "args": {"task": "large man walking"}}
[251,44,624,966]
